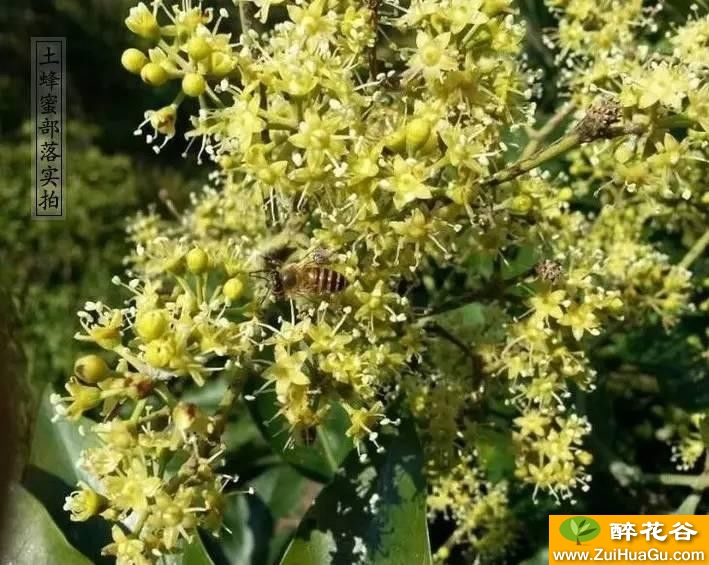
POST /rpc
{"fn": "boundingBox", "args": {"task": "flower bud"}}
[186,247,209,274]
[182,72,207,97]
[482,0,508,16]
[186,36,212,61]
[608,297,624,312]
[74,354,110,384]
[405,118,432,152]
[558,187,573,201]
[121,48,148,74]
[125,2,160,39]
[140,62,169,86]
[135,309,169,341]
[577,450,594,465]
[144,339,175,368]
[508,194,533,215]
[223,277,245,301]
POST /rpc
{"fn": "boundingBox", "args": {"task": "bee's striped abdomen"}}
[308,267,348,294]
[328,269,348,293]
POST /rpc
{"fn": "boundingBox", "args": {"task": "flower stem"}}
[520,101,576,160]
[679,229,709,270]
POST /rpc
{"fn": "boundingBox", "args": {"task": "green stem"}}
[679,229,709,270]
[482,131,583,188]
[476,112,691,192]
[520,101,576,160]
[644,473,709,490]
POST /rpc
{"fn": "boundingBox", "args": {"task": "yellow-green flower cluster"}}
[657,408,708,472]
[51,0,709,561]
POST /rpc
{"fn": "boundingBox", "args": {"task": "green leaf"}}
[180,536,217,565]
[250,465,309,520]
[473,426,515,482]
[279,417,432,565]
[29,385,100,487]
[501,245,539,281]
[579,520,589,533]
[205,494,272,565]
[580,528,597,538]
[247,382,353,482]
[0,483,92,565]
[161,534,215,565]
[570,519,579,535]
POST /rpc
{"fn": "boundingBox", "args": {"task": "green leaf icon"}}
[570,519,579,535]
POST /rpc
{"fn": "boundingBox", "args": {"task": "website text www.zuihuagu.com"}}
[552,548,705,562]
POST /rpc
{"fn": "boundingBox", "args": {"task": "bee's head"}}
[269,270,286,296]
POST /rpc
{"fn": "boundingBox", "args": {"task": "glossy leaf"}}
[29,385,100,487]
[0,483,92,565]
[247,382,353,482]
[205,494,272,565]
[279,417,432,565]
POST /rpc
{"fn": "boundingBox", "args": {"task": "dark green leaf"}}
[247,382,353,482]
[501,246,540,281]
[0,483,92,565]
[279,417,432,565]
[580,528,597,538]
[250,465,309,520]
[204,494,272,565]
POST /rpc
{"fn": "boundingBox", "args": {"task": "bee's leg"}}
[289,297,296,324]
[257,287,272,309]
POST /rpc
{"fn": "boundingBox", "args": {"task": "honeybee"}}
[536,259,563,284]
[257,247,350,300]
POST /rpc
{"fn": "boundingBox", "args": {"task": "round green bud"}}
[508,194,533,215]
[144,339,174,368]
[121,48,149,74]
[135,309,169,341]
[223,277,245,301]
[186,36,212,61]
[186,247,209,274]
[140,62,169,86]
[74,354,110,384]
[558,187,573,201]
[405,118,432,152]
[482,0,508,16]
[608,297,624,312]
[182,72,206,97]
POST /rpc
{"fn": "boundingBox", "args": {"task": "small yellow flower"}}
[64,482,106,521]
[264,344,310,399]
[125,2,160,40]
